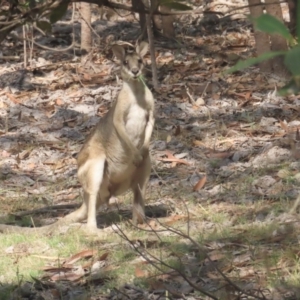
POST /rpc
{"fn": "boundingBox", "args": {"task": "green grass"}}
[1,122,300,300]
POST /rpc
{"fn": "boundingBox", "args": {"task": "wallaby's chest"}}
[125,102,148,147]
[120,84,153,147]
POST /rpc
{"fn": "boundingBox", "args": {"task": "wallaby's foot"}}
[132,205,146,225]
[79,223,104,237]
[86,221,98,231]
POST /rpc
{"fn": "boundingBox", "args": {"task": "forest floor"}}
[1,1,300,300]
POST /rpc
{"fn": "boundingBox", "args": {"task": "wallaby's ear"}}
[136,42,148,58]
[112,44,126,62]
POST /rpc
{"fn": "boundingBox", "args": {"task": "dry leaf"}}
[193,140,206,147]
[42,266,73,272]
[158,150,190,166]
[5,92,20,104]
[83,73,92,81]
[157,157,190,165]
[135,266,148,278]
[296,129,300,140]
[64,249,96,265]
[174,125,181,136]
[206,151,233,159]
[99,252,109,261]
[206,251,225,262]
[193,175,207,191]
[164,215,188,225]
[279,120,288,131]
[27,163,36,170]
[55,98,63,106]
[50,269,85,282]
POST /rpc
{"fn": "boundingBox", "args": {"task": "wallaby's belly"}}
[125,104,147,148]
[98,102,149,196]
[104,160,137,195]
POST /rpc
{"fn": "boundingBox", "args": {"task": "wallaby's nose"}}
[131,68,139,75]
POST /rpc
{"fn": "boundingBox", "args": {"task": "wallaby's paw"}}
[140,146,149,159]
[133,153,143,166]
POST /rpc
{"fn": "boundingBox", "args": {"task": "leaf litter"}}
[1,1,300,300]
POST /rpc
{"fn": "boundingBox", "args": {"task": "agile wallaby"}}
[65,41,155,231]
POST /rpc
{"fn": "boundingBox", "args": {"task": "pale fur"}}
[65,42,155,230]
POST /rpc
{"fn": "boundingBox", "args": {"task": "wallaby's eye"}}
[138,59,142,64]
[124,60,128,65]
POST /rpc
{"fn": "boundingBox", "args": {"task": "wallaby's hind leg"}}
[131,153,151,224]
[96,182,111,211]
[64,159,108,228]
[77,155,106,229]
[64,194,88,223]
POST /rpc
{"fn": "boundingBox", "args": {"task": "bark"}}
[160,6,175,38]
[145,4,158,89]
[248,0,272,73]
[287,0,297,35]
[132,0,147,38]
[265,0,288,77]
[80,2,92,62]
[151,0,161,36]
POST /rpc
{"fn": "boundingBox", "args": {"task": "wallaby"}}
[64,41,155,231]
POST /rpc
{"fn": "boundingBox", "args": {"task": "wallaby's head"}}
[112,42,148,80]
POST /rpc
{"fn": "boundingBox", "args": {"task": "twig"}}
[11,204,80,217]
[0,56,20,60]
[113,223,219,300]
[113,288,131,299]
[72,3,77,58]
[123,208,266,300]
[185,84,196,105]
[16,35,76,52]
[155,220,267,300]
[289,192,300,213]
[29,25,34,66]
[23,25,27,68]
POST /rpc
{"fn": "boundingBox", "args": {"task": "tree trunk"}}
[132,0,147,38]
[80,2,92,63]
[248,0,272,73]
[151,0,162,36]
[287,0,297,35]
[265,0,288,77]
[160,6,175,38]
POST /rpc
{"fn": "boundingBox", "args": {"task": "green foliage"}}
[297,0,300,39]
[5,215,33,227]
[227,51,286,73]
[279,78,300,95]
[36,20,52,33]
[158,0,192,10]
[49,0,70,24]
[284,45,300,76]
[226,13,300,95]
[0,0,71,43]
[253,14,293,44]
